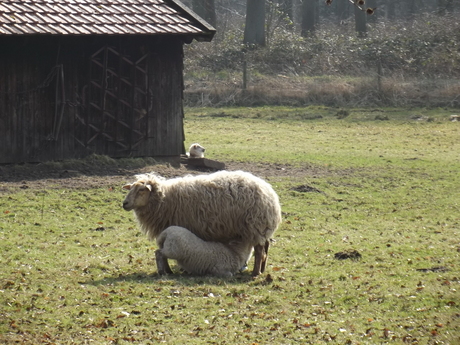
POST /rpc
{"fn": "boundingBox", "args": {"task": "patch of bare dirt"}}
[0,158,332,192]
[334,249,362,261]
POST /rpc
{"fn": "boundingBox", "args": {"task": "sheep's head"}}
[188,143,205,158]
[122,181,156,211]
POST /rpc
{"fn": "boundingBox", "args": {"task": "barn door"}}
[80,46,149,155]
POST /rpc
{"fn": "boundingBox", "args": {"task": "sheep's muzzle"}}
[122,200,133,211]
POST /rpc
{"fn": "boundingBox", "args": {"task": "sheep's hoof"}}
[155,250,173,275]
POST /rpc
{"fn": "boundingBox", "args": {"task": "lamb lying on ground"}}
[155,226,253,277]
[122,170,281,276]
[187,143,205,158]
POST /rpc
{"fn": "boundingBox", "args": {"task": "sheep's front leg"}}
[252,243,267,276]
[155,250,173,275]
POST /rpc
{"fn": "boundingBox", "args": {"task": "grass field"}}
[1,106,459,344]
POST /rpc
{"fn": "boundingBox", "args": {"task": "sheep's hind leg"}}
[260,240,270,273]
[252,243,267,277]
[155,250,173,275]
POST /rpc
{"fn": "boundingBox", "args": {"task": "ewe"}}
[122,170,281,276]
[156,226,253,277]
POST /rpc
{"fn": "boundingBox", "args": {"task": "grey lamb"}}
[155,226,253,278]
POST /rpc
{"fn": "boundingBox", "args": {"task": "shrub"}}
[184,13,460,107]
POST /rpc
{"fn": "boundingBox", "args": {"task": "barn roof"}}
[0,0,215,40]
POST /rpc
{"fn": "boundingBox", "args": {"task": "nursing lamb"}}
[156,226,253,277]
[122,170,281,276]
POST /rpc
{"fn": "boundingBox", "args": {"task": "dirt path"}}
[0,159,329,192]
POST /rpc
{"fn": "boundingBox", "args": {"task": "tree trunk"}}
[354,4,366,37]
[336,0,348,24]
[244,0,266,47]
[301,0,317,37]
[386,0,395,20]
[438,0,454,14]
[407,0,416,17]
[192,0,216,27]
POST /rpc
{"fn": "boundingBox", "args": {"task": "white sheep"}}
[187,143,205,158]
[155,226,253,277]
[122,170,281,276]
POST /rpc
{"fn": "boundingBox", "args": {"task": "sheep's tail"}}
[156,231,167,249]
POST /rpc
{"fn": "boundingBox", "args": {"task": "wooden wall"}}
[0,35,185,164]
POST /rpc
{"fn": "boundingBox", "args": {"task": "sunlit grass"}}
[1,106,459,344]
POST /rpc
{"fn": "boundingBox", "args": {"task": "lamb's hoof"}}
[155,250,173,275]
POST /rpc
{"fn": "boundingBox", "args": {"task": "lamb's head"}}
[188,143,205,158]
[122,178,161,211]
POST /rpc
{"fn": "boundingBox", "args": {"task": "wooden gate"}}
[76,46,149,156]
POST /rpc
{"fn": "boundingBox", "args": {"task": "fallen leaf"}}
[383,328,391,338]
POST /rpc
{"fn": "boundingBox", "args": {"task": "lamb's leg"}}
[260,240,270,273]
[252,243,267,276]
[155,250,173,275]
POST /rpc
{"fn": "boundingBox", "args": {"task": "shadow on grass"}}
[86,270,257,287]
[0,154,178,183]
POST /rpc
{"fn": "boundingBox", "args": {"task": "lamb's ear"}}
[122,184,132,190]
[145,184,152,192]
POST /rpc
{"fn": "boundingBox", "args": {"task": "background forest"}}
[181,0,460,108]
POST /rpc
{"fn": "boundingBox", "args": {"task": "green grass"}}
[1,106,459,344]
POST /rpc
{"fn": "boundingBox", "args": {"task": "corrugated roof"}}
[0,0,215,39]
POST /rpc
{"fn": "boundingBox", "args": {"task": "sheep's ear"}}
[145,184,152,192]
[122,184,132,190]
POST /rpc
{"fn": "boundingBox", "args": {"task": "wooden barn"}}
[0,0,215,165]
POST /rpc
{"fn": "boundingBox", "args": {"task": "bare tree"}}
[244,0,266,46]
[385,0,396,20]
[192,0,217,27]
[336,0,348,24]
[437,0,454,15]
[301,0,317,37]
[354,3,367,37]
